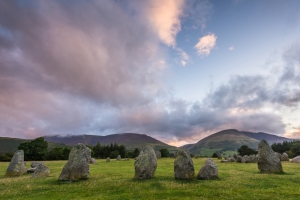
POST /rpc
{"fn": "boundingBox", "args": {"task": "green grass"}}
[0,158,300,199]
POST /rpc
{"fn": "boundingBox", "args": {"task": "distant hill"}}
[0,137,70,153]
[182,129,291,156]
[241,131,292,144]
[44,133,178,152]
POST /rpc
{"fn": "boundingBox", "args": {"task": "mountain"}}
[0,137,70,153]
[44,133,178,152]
[241,131,292,144]
[183,129,292,155]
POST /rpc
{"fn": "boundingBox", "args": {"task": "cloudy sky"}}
[1,0,300,146]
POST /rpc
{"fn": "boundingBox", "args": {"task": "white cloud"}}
[144,0,185,47]
[176,48,189,66]
[194,33,217,56]
[229,45,234,51]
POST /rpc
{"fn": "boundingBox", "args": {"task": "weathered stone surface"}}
[31,161,44,168]
[280,153,289,161]
[106,157,110,162]
[197,159,218,180]
[116,155,121,161]
[292,156,300,163]
[32,164,50,178]
[216,152,222,159]
[236,155,242,163]
[249,155,258,163]
[90,158,97,164]
[27,168,36,173]
[58,143,91,181]
[5,150,27,177]
[257,140,283,173]
[241,155,250,163]
[155,151,161,159]
[134,146,157,179]
[275,152,281,160]
[233,154,238,160]
[229,157,236,162]
[174,149,194,180]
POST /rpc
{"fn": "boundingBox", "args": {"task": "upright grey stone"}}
[116,155,121,161]
[90,158,97,164]
[32,164,50,178]
[31,161,44,168]
[292,156,300,163]
[249,155,258,163]
[155,151,161,159]
[257,140,283,173]
[134,146,157,179]
[197,159,218,180]
[216,152,222,159]
[275,152,281,160]
[236,155,242,162]
[106,157,110,162]
[241,155,250,163]
[58,143,91,181]
[280,153,289,161]
[229,157,236,162]
[233,154,238,160]
[174,149,194,179]
[5,150,27,177]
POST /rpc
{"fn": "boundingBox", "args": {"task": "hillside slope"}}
[44,133,178,152]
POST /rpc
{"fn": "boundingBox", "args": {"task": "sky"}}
[0,0,300,146]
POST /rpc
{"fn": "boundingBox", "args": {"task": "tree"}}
[237,145,257,156]
[18,137,48,160]
[110,150,119,158]
[159,148,169,158]
[132,148,140,158]
[290,143,300,157]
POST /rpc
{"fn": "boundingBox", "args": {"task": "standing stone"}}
[236,155,242,163]
[116,155,121,161]
[31,161,44,168]
[174,149,194,179]
[32,164,50,178]
[292,156,300,163]
[106,157,110,162]
[249,155,258,163]
[197,159,218,180]
[58,143,91,181]
[280,153,289,161]
[257,140,283,173]
[241,155,250,163]
[5,150,27,177]
[229,157,236,162]
[90,158,97,164]
[134,146,157,179]
[216,152,222,159]
[155,151,161,159]
[275,152,281,160]
[233,154,238,160]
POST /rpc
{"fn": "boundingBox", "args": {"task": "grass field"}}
[1,158,300,199]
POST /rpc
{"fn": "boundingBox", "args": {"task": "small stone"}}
[197,159,218,180]
[236,155,242,162]
[90,158,97,164]
[174,149,194,180]
[280,153,289,161]
[257,140,283,173]
[292,156,300,163]
[58,143,91,181]
[31,161,44,168]
[32,164,50,178]
[229,157,236,162]
[242,155,250,163]
[5,150,27,177]
[155,151,161,159]
[134,146,157,179]
[106,157,110,162]
[124,158,130,161]
[116,155,121,161]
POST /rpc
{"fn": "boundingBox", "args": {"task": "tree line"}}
[271,140,300,158]
[0,137,170,161]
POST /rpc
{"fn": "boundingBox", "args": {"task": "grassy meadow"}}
[1,158,300,199]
